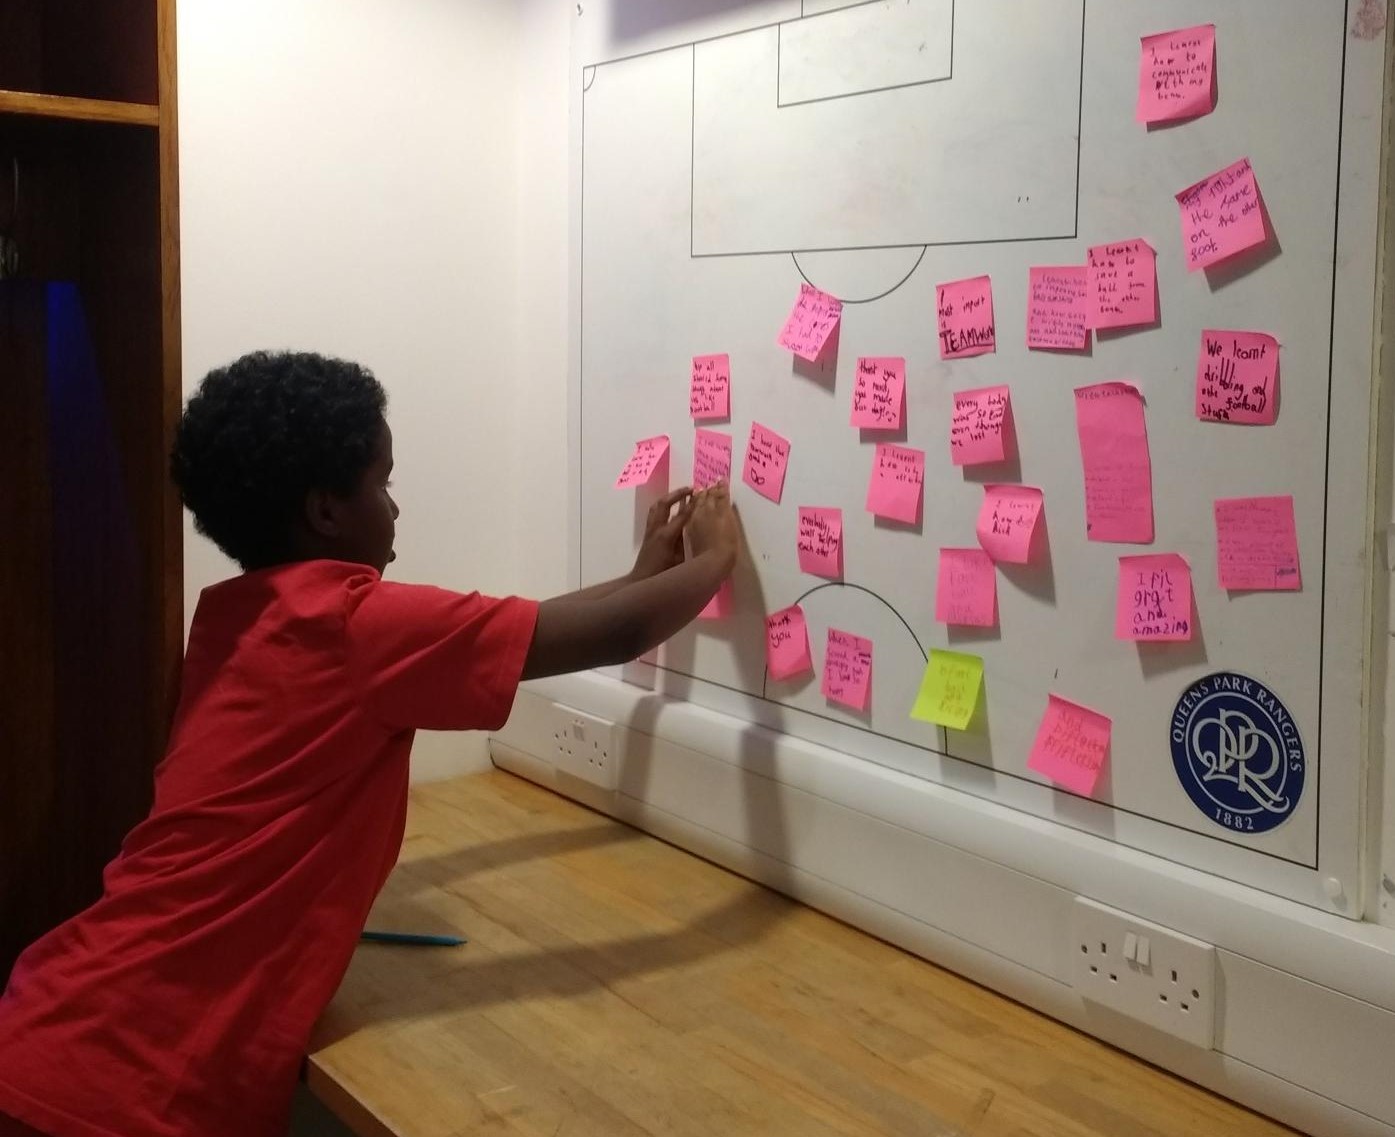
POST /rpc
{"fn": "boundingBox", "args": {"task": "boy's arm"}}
[522,485,738,680]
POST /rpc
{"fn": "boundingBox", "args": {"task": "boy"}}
[0,350,739,1137]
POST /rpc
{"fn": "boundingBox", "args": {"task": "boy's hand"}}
[687,482,740,567]
[631,487,694,581]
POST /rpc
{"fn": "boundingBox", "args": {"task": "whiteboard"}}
[569,0,1386,911]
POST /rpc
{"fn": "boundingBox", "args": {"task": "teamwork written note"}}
[866,443,925,525]
[1075,383,1153,544]
[1027,265,1090,351]
[742,422,791,503]
[1116,554,1193,642]
[911,650,984,731]
[1087,240,1156,331]
[851,356,906,430]
[1028,695,1111,797]
[951,386,1012,467]
[936,548,997,627]
[692,429,732,490]
[777,283,843,361]
[822,629,873,712]
[698,577,733,620]
[1176,158,1267,271]
[797,507,843,577]
[1214,496,1301,591]
[615,435,669,489]
[1138,23,1216,124]
[1196,330,1278,425]
[975,485,1043,565]
[936,275,996,359]
[690,354,730,420]
[765,605,813,680]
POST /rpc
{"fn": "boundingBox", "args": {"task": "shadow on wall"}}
[608,0,759,42]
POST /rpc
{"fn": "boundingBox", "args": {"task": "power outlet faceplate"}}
[1070,897,1217,1049]
[550,705,619,791]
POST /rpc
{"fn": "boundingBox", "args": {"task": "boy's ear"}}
[303,487,347,539]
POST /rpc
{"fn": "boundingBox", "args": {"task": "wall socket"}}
[1070,897,1217,1049]
[550,705,619,791]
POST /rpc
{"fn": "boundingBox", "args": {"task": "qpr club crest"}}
[1170,672,1304,834]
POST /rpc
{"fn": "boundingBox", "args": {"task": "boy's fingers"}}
[657,486,693,514]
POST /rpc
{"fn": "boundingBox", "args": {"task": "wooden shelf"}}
[0,89,158,127]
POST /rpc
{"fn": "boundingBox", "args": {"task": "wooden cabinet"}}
[0,0,181,978]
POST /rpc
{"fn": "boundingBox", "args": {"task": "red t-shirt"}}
[0,561,539,1137]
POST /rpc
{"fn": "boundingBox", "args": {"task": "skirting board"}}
[490,674,1395,1136]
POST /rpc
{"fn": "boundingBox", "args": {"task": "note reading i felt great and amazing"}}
[936,276,996,359]
[1137,23,1216,124]
[692,428,732,490]
[777,283,842,361]
[1176,158,1268,271]
[690,354,730,420]
[615,435,669,489]
[1027,265,1090,351]
[1116,553,1193,642]
[950,386,1012,467]
[765,605,812,681]
[797,507,843,577]
[866,444,925,525]
[1214,496,1301,591]
[1196,330,1278,425]
[936,548,997,628]
[822,629,873,712]
[911,650,984,731]
[975,485,1043,565]
[1075,383,1153,544]
[851,356,905,430]
[1087,240,1156,331]
[1028,695,1111,797]
[742,422,791,504]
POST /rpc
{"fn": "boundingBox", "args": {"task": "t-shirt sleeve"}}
[345,580,540,732]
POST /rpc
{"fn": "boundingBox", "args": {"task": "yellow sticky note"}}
[911,649,984,731]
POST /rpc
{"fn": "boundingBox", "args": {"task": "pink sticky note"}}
[822,628,873,712]
[690,354,730,420]
[1087,240,1157,331]
[692,428,733,490]
[1138,24,1216,124]
[1176,158,1268,272]
[742,422,791,503]
[698,577,733,620]
[851,356,906,430]
[976,484,1044,565]
[1214,496,1302,591]
[1027,265,1090,351]
[951,386,1013,467]
[797,507,843,577]
[866,443,925,524]
[936,548,997,627]
[615,435,669,489]
[765,604,812,680]
[777,283,843,362]
[1116,554,1193,642]
[1028,695,1111,797]
[1075,383,1153,544]
[936,275,996,359]
[1196,330,1279,425]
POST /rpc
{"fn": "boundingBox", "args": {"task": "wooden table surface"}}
[307,770,1297,1137]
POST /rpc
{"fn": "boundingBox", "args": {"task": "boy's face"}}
[336,420,399,574]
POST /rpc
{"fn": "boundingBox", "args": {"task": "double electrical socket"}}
[1070,897,1217,1049]
[550,705,619,791]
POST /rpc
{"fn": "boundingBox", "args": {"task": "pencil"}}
[360,930,466,947]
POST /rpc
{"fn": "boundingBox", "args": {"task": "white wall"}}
[179,0,571,780]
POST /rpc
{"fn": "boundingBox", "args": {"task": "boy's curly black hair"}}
[171,351,388,570]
